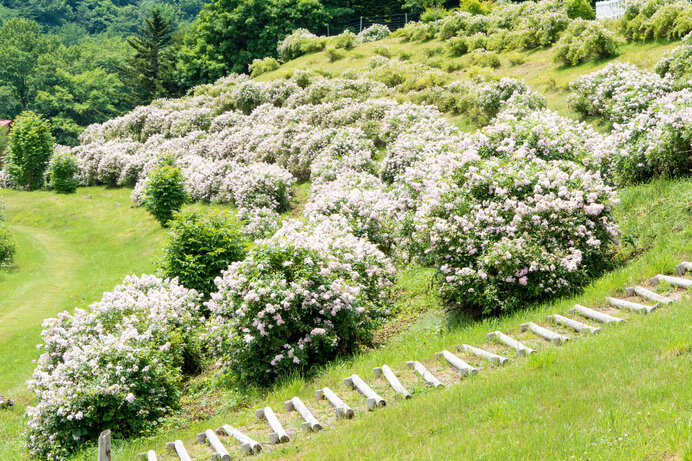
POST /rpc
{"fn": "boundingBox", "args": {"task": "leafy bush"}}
[553,19,621,66]
[277,28,326,61]
[158,208,246,296]
[620,0,692,41]
[326,46,347,62]
[413,156,619,316]
[143,165,188,227]
[459,0,494,15]
[357,24,391,43]
[27,275,204,461]
[329,30,358,50]
[613,89,692,183]
[566,0,596,19]
[569,62,674,123]
[374,44,393,57]
[47,149,80,194]
[249,57,281,77]
[205,217,395,385]
[0,199,15,266]
[4,111,54,191]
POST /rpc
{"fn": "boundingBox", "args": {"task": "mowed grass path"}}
[0,187,165,459]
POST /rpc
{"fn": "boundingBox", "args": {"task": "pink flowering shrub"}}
[569,62,674,123]
[205,217,395,385]
[27,275,204,460]
[655,32,692,82]
[413,157,619,315]
[612,89,692,182]
[476,109,613,179]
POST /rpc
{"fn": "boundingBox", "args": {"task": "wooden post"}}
[98,430,111,461]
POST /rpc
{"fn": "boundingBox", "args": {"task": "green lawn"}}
[0,187,166,459]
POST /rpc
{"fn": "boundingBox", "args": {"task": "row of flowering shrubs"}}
[277,24,391,62]
[620,0,692,42]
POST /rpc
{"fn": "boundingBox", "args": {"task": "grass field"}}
[2,29,692,461]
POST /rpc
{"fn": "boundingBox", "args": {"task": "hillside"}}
[1,1,692,460]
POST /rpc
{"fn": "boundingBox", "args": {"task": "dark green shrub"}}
[143,165,188,227]
[5,111,54,191]
[0,223,15,266]
[158,208,246,296]
[47,150,80,194]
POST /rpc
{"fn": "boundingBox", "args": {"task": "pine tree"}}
[125,7,178,104]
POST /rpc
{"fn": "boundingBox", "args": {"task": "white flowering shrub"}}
[655,32,692,81]
[612,89,692,183]
[476,109,612,178]
[221,163,295,212]
[553,19,621,66]
[305,173,398,253]
[205,217,395,385]
[277,29,326,61]
[237,206,280,240]
[569,62,675,123]
[413,157,619,315]
[27,275,204,460]
[358,24,391,43]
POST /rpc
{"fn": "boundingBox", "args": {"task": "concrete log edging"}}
[256,406,290,444]
[344,374,386,410]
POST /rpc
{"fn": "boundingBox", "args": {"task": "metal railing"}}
[596,0,627,19]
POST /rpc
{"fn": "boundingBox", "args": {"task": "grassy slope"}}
[0,188,166,459]
[2,34,691,461]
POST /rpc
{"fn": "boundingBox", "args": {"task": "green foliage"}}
[326,45,347,61]
[4,111,54,191]
[565,0,596,20]
[459,0,493,16]
[249,57,281,77]
[178,0,330,86]
[329,30,358,50]
[124,7,181,105]
[47,150,80,194]
[553,19,620,66]
[143,165,188,227]
[0,199,16,266]
[0,223,16,266]
[158,208,246,296]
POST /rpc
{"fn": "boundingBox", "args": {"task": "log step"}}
[651,274,692,289]
[165,441,192,461]
[216,425,262,455]
[374,365,412,399]
[197,429,231,461]
[256,406,289,444]
[607,297,657,314]
[676,261,692,275]
[138,451,157,461]
[457,344,510,365]
[487,331,536,356]
[624,286,673,305]
[407,361,444,388]
[546,314,600,334]
[316,387,354,419]
[569,304,622,324]
[344,374,386,410]
[435,350,478,376]
[520,322,569,345]
[285,396,323,432]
